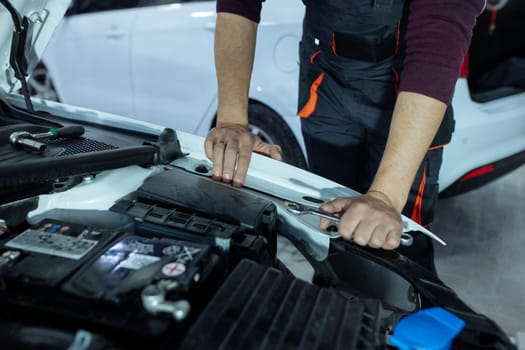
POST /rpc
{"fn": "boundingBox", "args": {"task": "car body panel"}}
[442,79,525,190]
[35,0,525,195]
[43,7,137,116]
[131,3,217,133]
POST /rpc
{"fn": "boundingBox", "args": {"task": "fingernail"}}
[223,173,231,181]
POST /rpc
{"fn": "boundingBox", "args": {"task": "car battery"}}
[111,167,278,267]
[0,220,222,348]
[62,234,219,305]
[0,218,120,287]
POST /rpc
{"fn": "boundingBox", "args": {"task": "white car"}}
[0,0,518,349]
[32,0,308,169]
[29,0,525,197]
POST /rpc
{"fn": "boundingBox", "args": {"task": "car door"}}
[130,0,217,133]
[44,0,138,117]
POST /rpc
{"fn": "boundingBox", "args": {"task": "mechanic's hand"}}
[204,123,282,187]
[319,191,403,250]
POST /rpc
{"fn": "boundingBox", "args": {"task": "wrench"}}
[9,126,85,153]
[284,201,417,247]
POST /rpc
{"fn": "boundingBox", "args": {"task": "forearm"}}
[371,1,483,212]
[369,91,447,211]
[215,12,258,127]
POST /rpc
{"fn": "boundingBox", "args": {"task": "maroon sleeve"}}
[216,0,264,23]
[398,0,485,104]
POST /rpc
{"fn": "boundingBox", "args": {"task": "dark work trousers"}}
[297,11,453,272]
[301,124,445,228]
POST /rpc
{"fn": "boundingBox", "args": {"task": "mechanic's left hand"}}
[319,191,403,250]
[204,123,282,187]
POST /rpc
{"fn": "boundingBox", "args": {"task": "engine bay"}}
[0,99,517,349]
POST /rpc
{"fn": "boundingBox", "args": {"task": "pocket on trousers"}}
[297,41,325,118]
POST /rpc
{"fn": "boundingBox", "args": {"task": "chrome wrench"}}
[284,201,447,247]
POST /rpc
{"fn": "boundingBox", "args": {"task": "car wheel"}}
[27,62,60,102]
[248,103,307,169]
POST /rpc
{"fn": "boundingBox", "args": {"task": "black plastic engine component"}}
[0,323,119,350]
[308,239,517,350]
[112,167,278,266]
[136,168,277,239]
[178,259,385,350]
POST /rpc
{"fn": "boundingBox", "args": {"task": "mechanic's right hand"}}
[319,191,404,250]
[204,123,282,187]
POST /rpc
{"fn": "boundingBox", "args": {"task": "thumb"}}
[269,144,282,160]
[320,197,351,213]
[253,138,282,160]
[319,198,350,229]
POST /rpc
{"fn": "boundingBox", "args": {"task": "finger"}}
[383,230,401,250]
[221,142,239,183]
[211,140,226,180]
[368,227,389,249]
[204,132,217,161]
[350,220,375,246]
[233,142,252,187]
[320,197,350,213]
[336,208,362,241]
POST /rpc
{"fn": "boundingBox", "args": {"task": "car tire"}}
[27,62,60,102]
[248,103,307,169]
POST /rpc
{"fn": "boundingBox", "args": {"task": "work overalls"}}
[298,0,454,228]
[297,0,454,271]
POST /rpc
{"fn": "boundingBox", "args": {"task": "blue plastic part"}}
[390,307,466,350]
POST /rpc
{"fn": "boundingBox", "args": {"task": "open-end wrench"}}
[284,201,435,247]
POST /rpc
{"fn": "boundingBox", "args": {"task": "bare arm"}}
[373,0,483,209]
[214,12,257,127]
[205,12,281,187]
[320,92,446,249]
[370,91,446,212]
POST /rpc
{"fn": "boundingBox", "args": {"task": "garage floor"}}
[433,164,525,336]
[277,164,525,339]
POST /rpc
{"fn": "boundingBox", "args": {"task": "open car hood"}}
[0,0,69,95]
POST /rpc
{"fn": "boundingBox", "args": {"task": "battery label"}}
[5,229,98,260]
[118,253,160,270]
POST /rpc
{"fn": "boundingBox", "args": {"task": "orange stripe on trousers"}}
[411,167,427,225]
[298,72,325,118]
